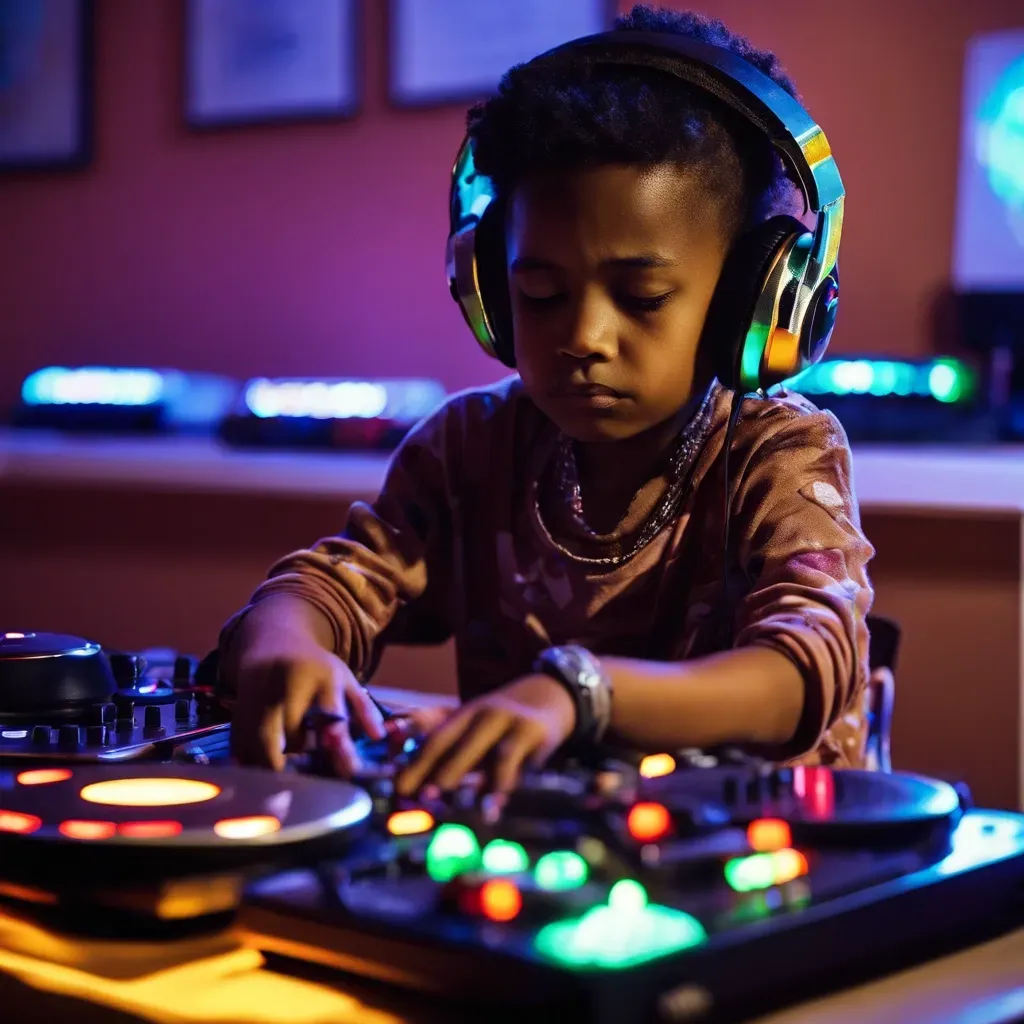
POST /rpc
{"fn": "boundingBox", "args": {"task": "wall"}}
[2,0,1023,408]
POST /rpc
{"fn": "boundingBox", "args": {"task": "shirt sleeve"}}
[219,401,460,681]
[731,404,875,758]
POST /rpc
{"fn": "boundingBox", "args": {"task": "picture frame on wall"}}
[388,0,615,108]
[185,0,361,128]
[0,0,93,171]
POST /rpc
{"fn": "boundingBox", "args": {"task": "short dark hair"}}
[467,5,800,237]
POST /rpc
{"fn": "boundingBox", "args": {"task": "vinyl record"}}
[0,763,372,884]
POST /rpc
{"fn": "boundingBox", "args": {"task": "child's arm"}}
[592,646,804,749]
[221,402,461,770]
[600,405,873,757]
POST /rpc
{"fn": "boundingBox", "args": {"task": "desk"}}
[1,909,1022,1024]
[1,431,1023,809]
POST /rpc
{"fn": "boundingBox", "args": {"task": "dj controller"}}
[2,631,1024,1024]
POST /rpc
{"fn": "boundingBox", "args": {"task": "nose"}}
[558,292,617,362]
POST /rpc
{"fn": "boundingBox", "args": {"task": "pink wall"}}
[2,0,1022,408]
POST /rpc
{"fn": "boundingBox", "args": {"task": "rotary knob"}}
[173,655,196,686]
[58,724,81,749]
[143,705,165,736]
[90,702,116,726]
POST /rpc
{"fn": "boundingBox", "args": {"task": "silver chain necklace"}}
[536,382,719,567]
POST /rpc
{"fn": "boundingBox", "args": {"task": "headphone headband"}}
[532,32,844,214]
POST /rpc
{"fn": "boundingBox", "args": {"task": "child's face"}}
[507,163,732,443]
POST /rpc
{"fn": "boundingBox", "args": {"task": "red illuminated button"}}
[0,810,42,834]
[627,802,672,842]
[479,879,522,922]
[16,768,72,786]
[59,820,117,840]
[118,820,184,839]
[747,818,792,852]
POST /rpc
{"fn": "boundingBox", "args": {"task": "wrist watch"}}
[532,645,613,746]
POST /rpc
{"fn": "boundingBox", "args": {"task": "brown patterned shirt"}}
[224,376,875,767]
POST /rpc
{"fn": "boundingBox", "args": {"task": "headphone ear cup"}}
[802,263,840,365]
[703,216,806,390]
[473,201,516,368]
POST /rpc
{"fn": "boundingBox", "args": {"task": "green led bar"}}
[783,358,976,405]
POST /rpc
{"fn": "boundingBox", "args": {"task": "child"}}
[221,6,874,796]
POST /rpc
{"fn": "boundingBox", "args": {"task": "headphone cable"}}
[720,388,749,643]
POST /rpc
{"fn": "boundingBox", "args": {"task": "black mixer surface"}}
[242,749,1024,1022]
[2,630,1024,1023]
[0,631,231,764]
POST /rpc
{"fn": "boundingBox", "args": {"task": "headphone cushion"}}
[473,201,516,367]
[704,215,806,389]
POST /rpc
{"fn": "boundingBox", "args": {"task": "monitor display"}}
[952,29,1024,290]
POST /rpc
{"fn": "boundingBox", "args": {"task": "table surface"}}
[1,916,1021,1024]
[4,429,1024,514]
[751,926,1024,1024]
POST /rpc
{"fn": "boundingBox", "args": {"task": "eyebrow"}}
[510,254,678,273]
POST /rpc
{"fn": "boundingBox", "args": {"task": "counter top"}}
[2,430,1023,514]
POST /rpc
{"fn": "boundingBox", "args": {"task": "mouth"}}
[549,382,626,409]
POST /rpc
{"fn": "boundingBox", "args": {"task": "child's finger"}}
[255,705,287,771]
[430,713,512,791]
[281,669,322,753]
[405,705,453,736]
[323,719,362,776]
[337,667,387,741]
[491,725,538,793]
[396,710,476,795]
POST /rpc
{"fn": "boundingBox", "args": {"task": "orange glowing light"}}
[479,879,522,922]
[747,818,792,852]
[773,848,809,885]
[639,753,676,779]
[387,809,434,836]
[627,802,672,842]
[118,820,184,839]
[59,819,117,840]
[16,768,72,786]
[79,777,221,807]
[0,881,56,905]
[0,810,42,835]
[213,815,281,839]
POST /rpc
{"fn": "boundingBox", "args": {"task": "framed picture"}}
[388,0,615,107]
[185,0,361,128]
[0,0,93,171]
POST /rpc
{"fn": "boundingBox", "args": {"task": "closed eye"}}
[517,291,567,308]
[618,292,674,314]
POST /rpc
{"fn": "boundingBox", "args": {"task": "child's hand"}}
[229,622,386,775]
[395,674,575,796]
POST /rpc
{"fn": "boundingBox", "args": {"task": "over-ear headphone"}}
[445,32,845,393]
